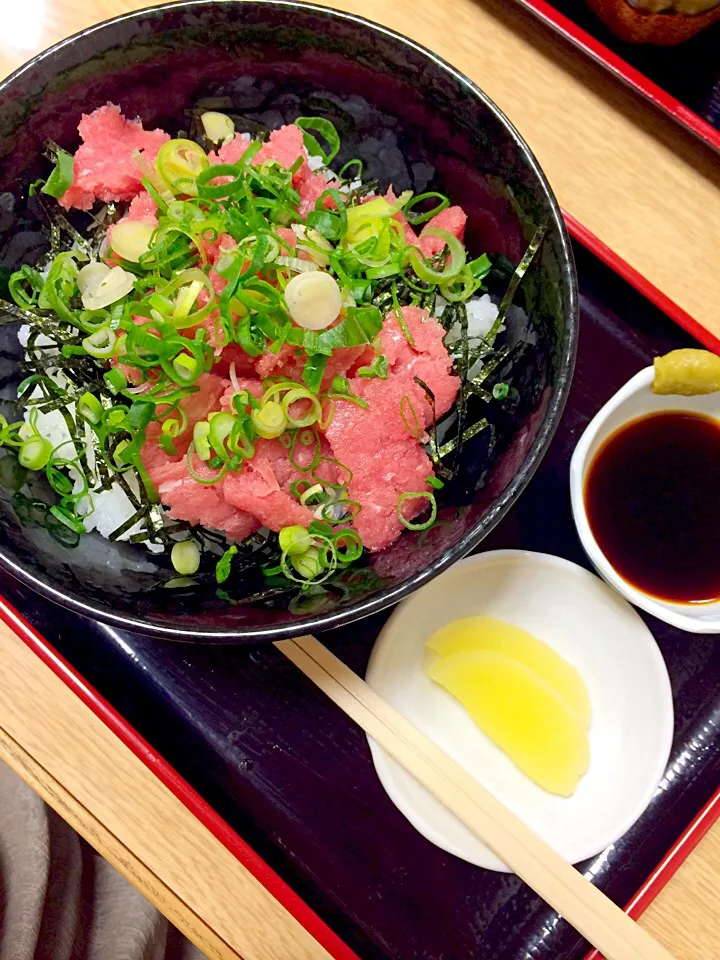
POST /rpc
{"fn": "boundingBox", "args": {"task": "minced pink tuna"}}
[138,303,459,551]
[60,104,169,211]
[142,435,327,540]
[325,307,460,551]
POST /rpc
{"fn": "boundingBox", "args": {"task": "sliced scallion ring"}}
[397,491,437,531]
[156,139,210,197]
[251,400,287,439]
[171,540,201,575]
[404,228,466,283]
[19,436,52,471]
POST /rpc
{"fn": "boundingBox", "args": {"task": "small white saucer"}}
[365,550,673,872]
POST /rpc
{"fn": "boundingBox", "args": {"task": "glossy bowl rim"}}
[569,366,720,634]
[0,0,578,641]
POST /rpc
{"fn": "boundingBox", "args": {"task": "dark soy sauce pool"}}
[585,410,720,604]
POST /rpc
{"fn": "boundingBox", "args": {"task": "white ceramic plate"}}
[570,365,720,633]
[365,550,673,872]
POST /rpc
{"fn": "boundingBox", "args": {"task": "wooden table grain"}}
[0,2,719,958]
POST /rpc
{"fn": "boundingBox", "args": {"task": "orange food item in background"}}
[586,0,720,44]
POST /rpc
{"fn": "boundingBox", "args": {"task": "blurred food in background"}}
[586,0,720,43]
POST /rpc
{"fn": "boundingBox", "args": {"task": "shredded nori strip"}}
[484,223,546,347]
[436,417,490,459]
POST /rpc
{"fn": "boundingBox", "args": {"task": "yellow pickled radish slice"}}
[110,220,155,263]
[284,271,342,330]
[427,649,590,796]
[652,348,720,396]
[426,616,591,728]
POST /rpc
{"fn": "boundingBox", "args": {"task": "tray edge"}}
[510,0,720,154]
[0,596,361,960]
[4,587,719,959]
[565,212,720,353]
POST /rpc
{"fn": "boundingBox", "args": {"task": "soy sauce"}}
[584,410,720,604]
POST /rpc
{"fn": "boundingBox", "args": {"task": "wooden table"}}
[0,3,718,959]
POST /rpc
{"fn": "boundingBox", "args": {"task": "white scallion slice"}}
[284,271,342,331]
[81,265,135,310]
[291,223,333,267]
[77,261,111,296]
[201,111,235,146]
[276,256,320,274]
[110,220,156,263]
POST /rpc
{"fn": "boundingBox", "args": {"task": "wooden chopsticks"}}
[276,635,679,960]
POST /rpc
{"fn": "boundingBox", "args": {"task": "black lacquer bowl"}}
[0,1,577,641]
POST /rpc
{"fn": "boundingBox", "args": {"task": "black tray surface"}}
[3,243,719,960]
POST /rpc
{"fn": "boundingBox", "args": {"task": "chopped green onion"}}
[303,305,383,356]
[338,158,363,181]
[400,395,423,440]
[128,400,156,431]
[111,221,156,263]
[403,192,450,226]
[290,547,323,580]
[49,504,86,535]
[8,265,43,309]
[397,491,437,531]
[208,411,235,460]
[83,328,117,358]
[161,417,183,440]
[201,111,235,146]
[357,355,388,380]
[469,253,492,280]
[331,376,350,395]
[186,442,227,484]
[77,392,103,426]
[390,282,416,348]
[316,499,355,524]
[302,353,328,393]
[156,139,210,197]
[171,540,201,575]
[404,228,466,283]
[295,117,340,164]
[158,434,179,456]
[173,279,204,320]
[279,525,312,555]
[299,483,324,505]
[308,519,334,538]
[19,436,52,470]
[251,400,287,439]
[492,382,509,400]
[332,530,363,562]
[439,266,480,303]
[42,147,75,199]
[113,439,131,466]
[215,544,238,583]
[426,474,444,490]
[172,353,201,382]
[280,388,322,429]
